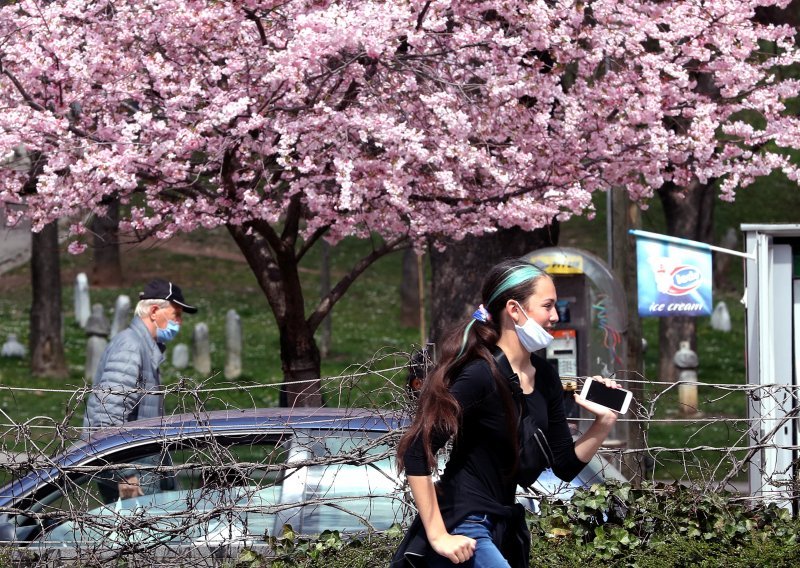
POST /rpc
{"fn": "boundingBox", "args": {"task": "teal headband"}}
[486,264,544,307]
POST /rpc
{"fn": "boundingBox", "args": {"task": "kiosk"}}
[524,247,628,381]
[524,247,629,453]
[742,224,800,511]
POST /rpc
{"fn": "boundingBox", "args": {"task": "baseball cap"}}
[139,279,198,313]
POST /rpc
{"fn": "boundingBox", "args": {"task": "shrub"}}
[231,483,800,567]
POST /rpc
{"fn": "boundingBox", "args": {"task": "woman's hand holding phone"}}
[576,376,633,415]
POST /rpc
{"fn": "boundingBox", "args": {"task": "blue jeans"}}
[427,514,512,568]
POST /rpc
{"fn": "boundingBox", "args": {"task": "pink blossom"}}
[0,0,796,247]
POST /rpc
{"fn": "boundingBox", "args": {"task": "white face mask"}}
[513,302,553,352]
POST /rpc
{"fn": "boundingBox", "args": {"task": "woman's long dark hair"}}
[396,259,550,473]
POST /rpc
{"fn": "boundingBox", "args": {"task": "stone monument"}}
[224,309,242,380]
[110,294,131,338]
[84,303,111,380]
[74,273,91,328]
[192,322,211,375]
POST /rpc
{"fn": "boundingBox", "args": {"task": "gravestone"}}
[85,336,108,380]
[172,343,190,370]
[74,273,91,328]
[84,304,110,337]
[1,334,26,358]
[110,295,131,338]
[84,304,111,381]
[224,309,242,380]
[192,323,211,375]
[674,341,700,416]
[710,301,732,332]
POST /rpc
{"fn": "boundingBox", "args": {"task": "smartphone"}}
[578,378,632,414]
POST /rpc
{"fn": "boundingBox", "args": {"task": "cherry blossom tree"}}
[1,0,798,406]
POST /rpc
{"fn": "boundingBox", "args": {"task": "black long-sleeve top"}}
[403,353,587,527]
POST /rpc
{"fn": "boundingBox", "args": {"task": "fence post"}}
[674,341,700,415]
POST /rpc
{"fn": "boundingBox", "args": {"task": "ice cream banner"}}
[634,233,713,317]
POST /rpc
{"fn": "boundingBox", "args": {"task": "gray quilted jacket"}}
[83,317,166,439]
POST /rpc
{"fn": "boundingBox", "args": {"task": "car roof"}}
[79,407,406,460]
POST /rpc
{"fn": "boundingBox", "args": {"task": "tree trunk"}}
[318,240,332,358]
[226,223,323,408]
[610,188,647,485]
[400,248,421,328]
[90,197,123,286]
[429,224,559,347]
[656,180,715,382]
[30,220,68,378]
[278,317,323,408]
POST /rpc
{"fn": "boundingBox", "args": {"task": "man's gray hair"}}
[135,299,170,318]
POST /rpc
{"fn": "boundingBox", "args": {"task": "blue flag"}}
[635,234,713,317]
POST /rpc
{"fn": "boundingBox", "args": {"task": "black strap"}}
[491,348,523,399]
[492,349,548,487]
[491,347,527,437]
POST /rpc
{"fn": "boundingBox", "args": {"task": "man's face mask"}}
[156,319,180,343]
[155,307,181,343]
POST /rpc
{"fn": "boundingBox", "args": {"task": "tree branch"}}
[1,66,46,112]
[227,221,285,322]
[296,225,329,263]
[280,193,301,247]
[416,1,432,31]
[243,8,268,46]
[307,236,409,332]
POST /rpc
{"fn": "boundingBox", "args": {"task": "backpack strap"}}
[491,348,523,399]
[491,348,528,435]
[492,348,552,488]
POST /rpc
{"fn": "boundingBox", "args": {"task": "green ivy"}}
[528,481,800,566]
[210,487,800,567]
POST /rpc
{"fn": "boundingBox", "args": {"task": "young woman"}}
[393,259,621,567]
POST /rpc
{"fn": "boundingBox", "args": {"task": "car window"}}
[18,434,290,549]
[275,429,410,534]
[13,428,410,549]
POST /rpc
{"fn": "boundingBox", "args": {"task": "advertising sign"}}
[528,252,584,275]
[636,236,713,317]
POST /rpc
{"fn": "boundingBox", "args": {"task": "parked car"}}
[0,407,624,559]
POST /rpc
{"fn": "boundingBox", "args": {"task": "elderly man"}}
[83,278,197,502]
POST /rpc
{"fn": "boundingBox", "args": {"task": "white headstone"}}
[172,343,190,370]
[224,309,242,380]
[74,273,91,328]
[110,295,131,338]
[192,323,212,376]
[85,335,108,380]
[84,303,110,337]
[710,301,732,332]
[1,334,26,358]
